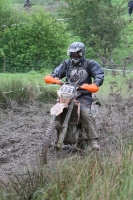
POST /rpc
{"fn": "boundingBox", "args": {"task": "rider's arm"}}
[88,60,104,87]
[51,60,67,79]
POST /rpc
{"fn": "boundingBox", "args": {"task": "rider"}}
[25,0,30,6]
[128,0,133,16]
[50,42,104,151]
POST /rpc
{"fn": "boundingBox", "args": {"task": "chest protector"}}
[66,60,90,86]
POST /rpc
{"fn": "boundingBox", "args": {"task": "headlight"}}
[61,93,72,100]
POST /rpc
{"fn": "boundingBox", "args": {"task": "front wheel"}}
[41,116,57,164]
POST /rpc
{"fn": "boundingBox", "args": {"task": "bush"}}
[0,11,69,72]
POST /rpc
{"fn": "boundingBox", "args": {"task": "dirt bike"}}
[41,75,99,164]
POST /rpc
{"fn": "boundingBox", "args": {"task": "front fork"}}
[56,101,74,149]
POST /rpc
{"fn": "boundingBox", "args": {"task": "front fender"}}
[50,102,68,116]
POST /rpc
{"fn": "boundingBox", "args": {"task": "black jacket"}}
[51,58,104,104]
[128,1,133,8]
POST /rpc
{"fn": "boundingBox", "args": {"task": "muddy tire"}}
[41,116,57,164]
[41,143,49,165]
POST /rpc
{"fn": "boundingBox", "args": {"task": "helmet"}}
[67,42,86,65]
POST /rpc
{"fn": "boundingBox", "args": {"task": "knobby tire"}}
[41,117,57,164]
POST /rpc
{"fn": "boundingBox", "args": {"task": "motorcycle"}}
[41,75,99,164]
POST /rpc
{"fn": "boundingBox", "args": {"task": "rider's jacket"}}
[51,58,104,105]
[128,0,133,8]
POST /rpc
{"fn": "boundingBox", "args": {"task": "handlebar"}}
[44,75,99,93]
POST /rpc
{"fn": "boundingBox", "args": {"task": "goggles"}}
[70,51,82,60]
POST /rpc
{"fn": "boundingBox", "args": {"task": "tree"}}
[1,11,69,72]
[0,0,30,72]
[0,0,26,31]
[60,0,127,67]
[0,0,12,32]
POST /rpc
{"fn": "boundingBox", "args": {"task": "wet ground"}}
[0,95,133,182]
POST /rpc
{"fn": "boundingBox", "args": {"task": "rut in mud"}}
[0,95,133,182]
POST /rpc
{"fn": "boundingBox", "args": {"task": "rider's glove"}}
[80,83,99,93]
[44,75,61,85]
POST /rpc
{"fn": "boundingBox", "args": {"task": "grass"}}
[98,70,133,97]
[1,143,133,200]
[0,70,61,108]
[0,68,51,85]
[12,0,66,15]
[0,79,38,108]
[42,146,133,200]
[0,69,133,103]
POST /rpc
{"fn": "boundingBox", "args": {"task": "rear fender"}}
[50,102,68,116]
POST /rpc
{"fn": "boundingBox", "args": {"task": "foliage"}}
[0,0,13,32]
[0,0,30,71]
[0,0,28,32]
[0,11,69,72]
[60,0,127,67]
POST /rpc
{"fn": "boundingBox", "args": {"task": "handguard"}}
[44,75,61,85]
[80,83,99,93]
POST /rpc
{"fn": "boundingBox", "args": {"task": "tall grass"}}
[0,72,60,108]
[1,143,133,200]
[0,79,38,108]
[0,70,133,107]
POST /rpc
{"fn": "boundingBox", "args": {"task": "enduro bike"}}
[41,75,99,164]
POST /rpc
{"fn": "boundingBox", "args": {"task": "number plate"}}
[60,85,74,94]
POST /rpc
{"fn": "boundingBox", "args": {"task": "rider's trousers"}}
[80,104,99,140]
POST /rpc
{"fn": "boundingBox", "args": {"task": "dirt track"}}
[0,95,133,182]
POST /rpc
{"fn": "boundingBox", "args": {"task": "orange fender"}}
[80,83,99,93]
[44,75,61,85]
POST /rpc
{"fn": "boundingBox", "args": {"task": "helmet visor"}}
[70,51,82,60]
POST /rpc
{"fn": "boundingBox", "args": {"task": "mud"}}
[0,103,51,182]
[0,95,133,182]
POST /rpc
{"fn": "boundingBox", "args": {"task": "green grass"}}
[98,70,133,97]
[0,70,132,109]
[11,0,66,15]
[0,71,48,85]
[0,71,61,107]
[1,143,133,200]
[0,70,60,92]
[0,70,133,95]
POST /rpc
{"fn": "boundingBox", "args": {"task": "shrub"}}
[0,11,69,72]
